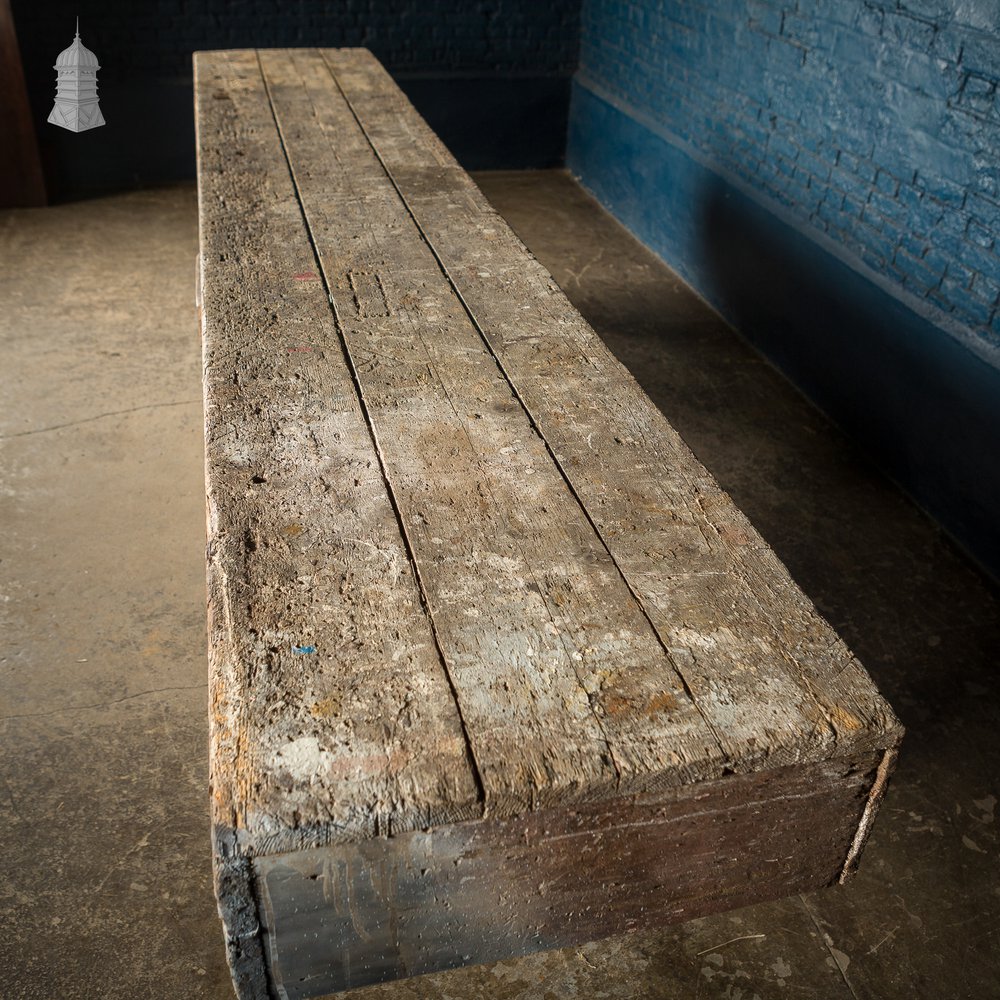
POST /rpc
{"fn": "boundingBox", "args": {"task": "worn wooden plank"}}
[323,47,903,771]
[257,46,732,809]
[196,50,485,988]
[255,748,886,999]
[196,46,904,1000]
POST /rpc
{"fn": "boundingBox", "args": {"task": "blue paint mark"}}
[293,645,316,655]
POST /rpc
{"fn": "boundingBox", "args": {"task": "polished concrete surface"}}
[1,172,998,999]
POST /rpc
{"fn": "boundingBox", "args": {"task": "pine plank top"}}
[196,48,902,858]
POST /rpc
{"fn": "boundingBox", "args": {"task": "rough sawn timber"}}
[195,47,903,1000]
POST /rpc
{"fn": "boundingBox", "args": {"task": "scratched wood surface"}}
[254,749,883,999]
[196,48,903,1000]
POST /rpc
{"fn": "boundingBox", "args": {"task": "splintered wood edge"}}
[838,744,900,884]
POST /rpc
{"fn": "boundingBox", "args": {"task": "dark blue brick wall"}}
[574,0,1000,349]
[568,0,1000,575]
[14,0,580,78]
[14,0,580,195]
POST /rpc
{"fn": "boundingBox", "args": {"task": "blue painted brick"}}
[932,28,963,63]
[916,171,969,208]
[859,245,889,272]
[817,196,845,226]
[897,184,925,212]
[961,33,1000,78]
[875,170,901,196]
[857,221,897,262]
[575,0,1000,340]
[902,0,957,21]
[946,283,995,326]
[895,249,940,290]
[831,27,881,66]
[768,131,801,162]
[854,5,884,38]
[748,0,783,37]
[883,11,937,53]
[775,155,797,178]
[848,153,879,184]
[863,203,887,232]
[769,36,808,73]
[946,260,975,289]
[797,149,832,181]
[967,193,1000,232]
[973,272,1000,306]
[959,240,1000,281]
[842,193,866,219]
[926,286,956,311]
[781,13,821,47]
[968,220,996,249]
[901,232,929,259]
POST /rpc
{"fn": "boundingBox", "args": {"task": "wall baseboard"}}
[568,78,1000,580]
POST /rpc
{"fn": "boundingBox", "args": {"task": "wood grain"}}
[255,749,884,998]
[322,48,902,773]
[258,46,731,813]
[196,47,903,1000]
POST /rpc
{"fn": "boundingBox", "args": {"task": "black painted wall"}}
[14,0,581,198]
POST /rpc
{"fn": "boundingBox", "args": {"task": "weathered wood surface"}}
[196,47,903,1000]
[255,749,886,999]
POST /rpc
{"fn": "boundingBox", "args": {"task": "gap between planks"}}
[256,47,727,783]
[314,47,729,765]
[252,47,731,801]
[253,49,490,812]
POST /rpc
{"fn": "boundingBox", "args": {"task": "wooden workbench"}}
[195,47,902,1000]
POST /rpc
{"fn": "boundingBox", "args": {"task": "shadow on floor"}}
[474,168,1000,1000]
[1,173,997,1000]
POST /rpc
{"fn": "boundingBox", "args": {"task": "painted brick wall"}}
[575,0,1000,349]
[14,0,580,79]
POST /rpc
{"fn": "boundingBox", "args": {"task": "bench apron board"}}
[195,48,902,1000]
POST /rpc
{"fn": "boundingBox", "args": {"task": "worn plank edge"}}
[315,47,732,765]
[838,744,899,883]
[253,48,489,816]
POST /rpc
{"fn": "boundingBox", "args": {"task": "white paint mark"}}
[274,736,324,781]
[866,925,898,955]
[828,947,850,973]
[973,794,996,822]
[771,956,792,980]
[696,933,765,955]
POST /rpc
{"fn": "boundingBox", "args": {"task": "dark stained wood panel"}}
[0,0,46,208]
[256,750,887,999]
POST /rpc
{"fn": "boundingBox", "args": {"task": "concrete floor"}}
[1,172,998,999]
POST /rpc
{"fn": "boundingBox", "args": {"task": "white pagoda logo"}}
[48,18,105,132]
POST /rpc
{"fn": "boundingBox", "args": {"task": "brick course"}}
[577,0,1000,346]
[14,0,580,80]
